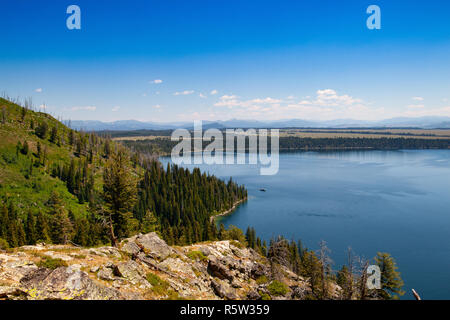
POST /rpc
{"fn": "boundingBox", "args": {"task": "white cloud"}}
[150,79,163,84]
[199,93,207,98]
[403,106,450,117]
[407,104,425,109]
[153,104,161,109]
[71,106,97,111]
[210,89,218,95]
[412,96,424,101]
[35,88,42,93]
[111,106,120,112]
[175,89,450,122]
[174,90,194,96]
[314,89,362,106]
[142,93,147,97]
[211,89,380,120]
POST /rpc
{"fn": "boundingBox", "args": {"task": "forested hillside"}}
[0,97,247,248]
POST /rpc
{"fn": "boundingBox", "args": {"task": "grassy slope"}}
[0,98,90,218]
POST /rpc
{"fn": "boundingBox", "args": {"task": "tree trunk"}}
[109,214,117,247]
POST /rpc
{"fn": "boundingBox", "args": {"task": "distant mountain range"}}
[67,117,450,131]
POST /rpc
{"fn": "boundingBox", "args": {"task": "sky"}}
[0,0,449,122]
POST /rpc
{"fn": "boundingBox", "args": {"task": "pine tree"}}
[337,265,352,299]
[25,211,37,245]
[374,252,405,299]
[50,206,73,244]
[35,211,50,243]
[218,223,226,240]
[21,140,29,155]
[140,210,158,233]
[16,222,26,246]
[1,106,7,124]
[300,249,323,298]
[68,130,75,146]
[73,218,89,246]
[35,121,48,139]
[36,141,42,164]
[49,126,58,143]
[102,147,137,246]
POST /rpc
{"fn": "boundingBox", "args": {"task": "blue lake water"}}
[161,150,450,299]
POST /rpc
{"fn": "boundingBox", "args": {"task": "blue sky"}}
[0,0,449,122]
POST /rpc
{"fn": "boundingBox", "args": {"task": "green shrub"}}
[146,272,170,295]
[0,238,9,250]
[146,272,184,299]
[186,250,207,262]
[267,280,288,296]
[165,290,185,300]
[256,275,269,285]
[2,151,17,164]
[230,240,244,249]
[259,291,272,300]
[37,257,68,269]
[146,273,165,286]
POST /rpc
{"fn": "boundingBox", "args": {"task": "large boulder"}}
[135,232,172,261]
[121,241,141,256]
[211,279,237,300]
[97,266,116,281]
[19,266,141,300]
[114,261,150,289]
[207,257,233,282]
[0,286,23,299]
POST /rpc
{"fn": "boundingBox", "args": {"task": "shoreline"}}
[210,197,247,224]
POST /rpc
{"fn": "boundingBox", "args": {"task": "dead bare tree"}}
[356,256,369,300]
[318,240,333,299]
[344,246,355,300]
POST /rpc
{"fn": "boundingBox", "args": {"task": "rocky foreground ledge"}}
[0,232,339,300]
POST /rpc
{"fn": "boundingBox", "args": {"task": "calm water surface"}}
[161,150,450,299]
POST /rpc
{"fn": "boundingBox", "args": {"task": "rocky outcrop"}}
[207,257,234,281]
[0,232,325,300]
[19,265,141,300]
[134,232,173,261]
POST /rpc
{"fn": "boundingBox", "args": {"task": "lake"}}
[161,150,450,299]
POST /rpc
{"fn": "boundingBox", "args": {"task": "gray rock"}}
[292,285,310,299]
[231,279,242,288]
[121,241,141,256]
[250,263,270,279]
[114,261,150,288]
[135,232,172,261]
[19,267,141,300]
[0,286,24,299]
[199,247,211,257]
[90,266,100,273]
[207,257,233,282]
[211,279,237,300]
[97,267,115,281]
[93,247,122,259]
[247,290,261,300]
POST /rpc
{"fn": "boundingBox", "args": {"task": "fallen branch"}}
[411,289,421,300]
